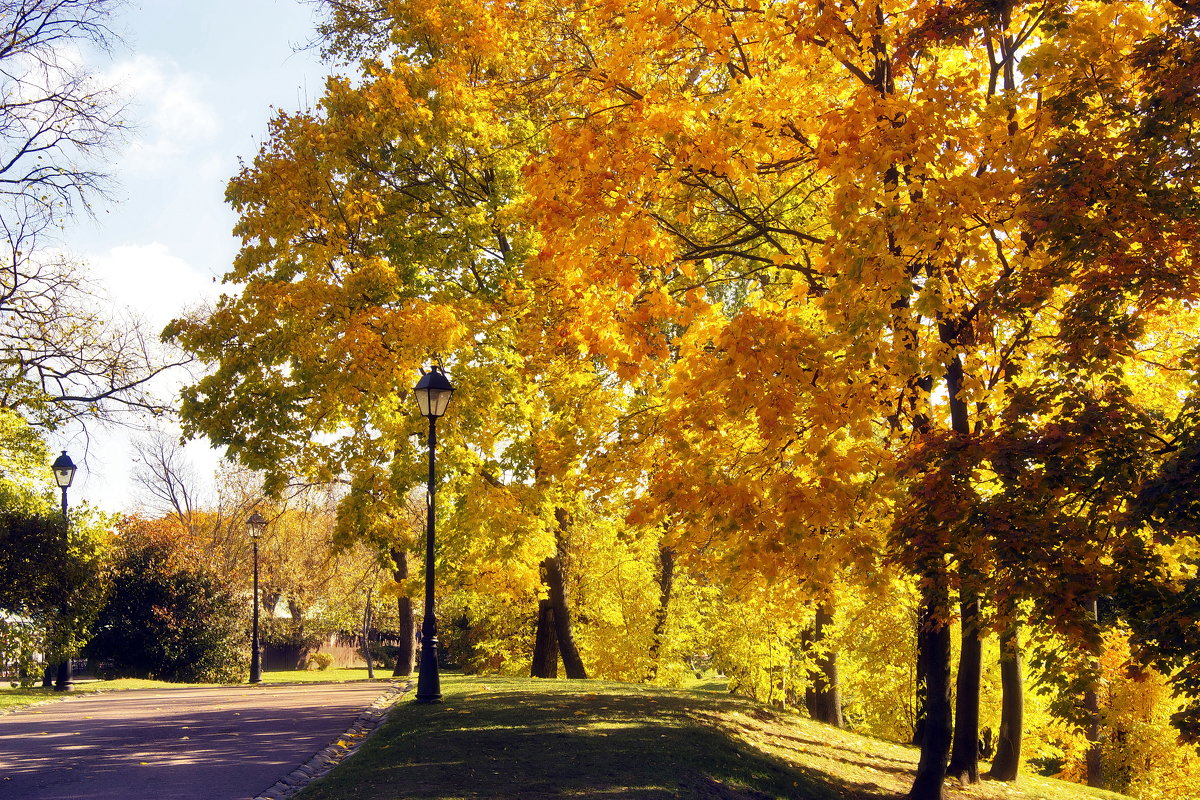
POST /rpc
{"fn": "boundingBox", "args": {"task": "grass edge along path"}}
[0,668,390,713]
[294,675,1131,800]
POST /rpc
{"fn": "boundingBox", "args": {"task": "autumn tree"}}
[323,2,1200,797]
[85,516,245,683]
[169,7,650,684]
[175,4,1200,797]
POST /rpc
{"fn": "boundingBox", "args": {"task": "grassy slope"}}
[0,668,388,712]
[297,675,1130,800]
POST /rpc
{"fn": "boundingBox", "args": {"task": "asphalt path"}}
[0,682,392,800]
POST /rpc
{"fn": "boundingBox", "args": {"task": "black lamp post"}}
[51,451,77,692]
[413,366,454,703]
[246,511,267,684]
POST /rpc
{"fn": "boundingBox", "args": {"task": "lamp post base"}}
[250,647,262,684]
[415,636,441,703]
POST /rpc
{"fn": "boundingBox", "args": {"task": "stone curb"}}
[253,679,412,800]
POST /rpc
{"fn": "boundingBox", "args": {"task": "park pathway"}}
[0,682,394,800]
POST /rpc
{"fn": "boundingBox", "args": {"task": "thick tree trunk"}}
[546,507,587,679]
[989,621,1023,781]
[390,549,416,677]
[531,599,559,678]
[907,574,953,800]
[804,599,843,727]
[947,587,982,784]
[1084,597,1103,788]
[941,348,979,787]
[912,615,928,745]
[644,546,675,682]
[543,553,588,679]
[395,597,416,676]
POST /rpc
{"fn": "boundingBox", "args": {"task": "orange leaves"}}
[173,2,1200,674]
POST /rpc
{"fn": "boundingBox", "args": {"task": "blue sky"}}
[54,0,333,510]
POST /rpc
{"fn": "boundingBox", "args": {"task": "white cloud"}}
[88,241,221,332]
[105,54,221,168]
[31,242,227,514]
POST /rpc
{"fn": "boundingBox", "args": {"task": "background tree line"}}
[0,0,396,692]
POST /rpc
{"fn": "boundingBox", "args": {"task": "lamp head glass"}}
[246,511,268,540]
[51,451,77,489]
[413,367,455,419]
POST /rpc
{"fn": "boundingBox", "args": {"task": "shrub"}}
[0,615,44,687]
[305,651,334,670]
[85,539,247,683]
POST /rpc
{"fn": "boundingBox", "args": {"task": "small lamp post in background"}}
[413,366,454,703]
[246,511,268,684]
[50,451,77,692]
[52,451,76,519]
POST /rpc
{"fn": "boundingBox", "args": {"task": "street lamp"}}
[52,451,76,518]
[50,451,77,692]
[246,511,268,684]
[413,366,454,703]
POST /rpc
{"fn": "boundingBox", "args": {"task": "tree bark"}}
[947,587,982,784]
[531,599,559,678]
[912,614,928,745]
[362,587,375,679]
[989,620,1023,781]
[546,508,587,679]
[543,554,588,679]
[644,546,675,682]
[1084,597,1103,788]
[804,599,843,727]
[390,548,416,677]
[395,596,416,676]
[907,573,953,800]
[941,348,979,786]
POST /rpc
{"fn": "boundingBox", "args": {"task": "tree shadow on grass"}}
[299,681,904,800]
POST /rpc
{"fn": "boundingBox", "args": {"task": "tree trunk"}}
[531,599,559,678]
[907,573,953,800]
[941,347,978,787]
[395,596,416,676]
[390,548,416,677]
[804,599,843,727]
[543,554,588,679]
[989,620,1023,781]
[547,508,587,679]
[912,614,927,745]
[1084,597,1103,788]
[644,546,675,682]
[363,588,375,679]
[947,587,982,784]
[287,598,307,659]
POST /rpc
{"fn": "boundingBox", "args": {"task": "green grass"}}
[259,667,393,684]
[0,668,394,712]
[0,678,195,711]
[295,675,1130,800]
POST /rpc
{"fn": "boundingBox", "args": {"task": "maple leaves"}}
[168,0,1200,790]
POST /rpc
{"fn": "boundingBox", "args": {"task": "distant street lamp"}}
[413,366,454,703]
[246,511,268,684]
[51,451,77,692]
